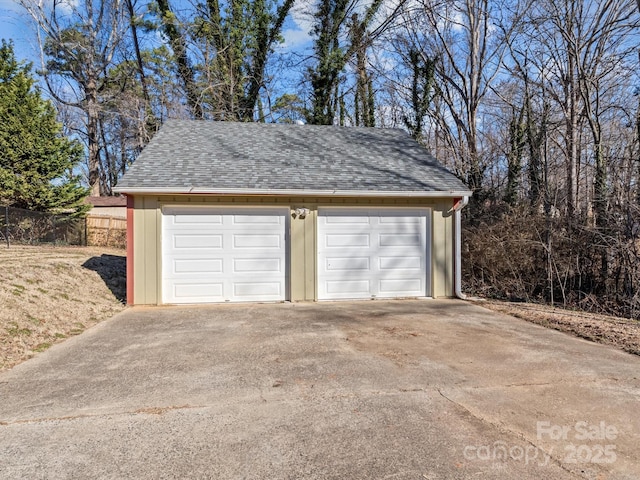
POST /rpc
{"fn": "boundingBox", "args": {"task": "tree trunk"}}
[156,0,203,119]
[86,74,101,196]
[505,106,525,206]
[125,0,156,138]
[351,13,374,127]
[565,63,578,219]
[239,0,295,121]
[636,94,640,205]
[526,99,545,210]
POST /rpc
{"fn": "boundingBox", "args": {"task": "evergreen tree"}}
[0,40,88,214]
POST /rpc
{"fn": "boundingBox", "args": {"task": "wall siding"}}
[131,195,456,304]
[437,200,454,297]
[132,196,159,304]
[290,206,317,301]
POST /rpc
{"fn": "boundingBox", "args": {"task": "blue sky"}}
[0,0,315,67]
[0,0,40,62]
[0,0,318,117]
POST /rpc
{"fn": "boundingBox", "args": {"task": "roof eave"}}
[113,187,473,198]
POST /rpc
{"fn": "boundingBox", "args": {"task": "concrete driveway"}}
[0,300,639,480]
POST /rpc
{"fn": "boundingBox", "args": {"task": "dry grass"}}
[0,245,127,371]
[478,299,640,356]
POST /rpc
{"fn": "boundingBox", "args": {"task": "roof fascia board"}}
[114,187,473,197]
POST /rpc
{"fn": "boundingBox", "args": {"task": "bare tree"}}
[156,0,204,118]
[515,0,638,219]
[395,0,509,197]
[460,0,640,312]
[157,0,295,120]
[19,0,129,196]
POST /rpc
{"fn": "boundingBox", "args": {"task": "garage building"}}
[115,120,472,305]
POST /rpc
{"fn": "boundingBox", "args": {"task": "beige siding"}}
[431,200,455,298]
[290,206,317,301]
[132,196,159,304]
[131,195,457,304]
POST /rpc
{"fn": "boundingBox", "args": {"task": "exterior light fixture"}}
[294,207,310,218]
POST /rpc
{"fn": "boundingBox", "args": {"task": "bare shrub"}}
[463,204,640,319]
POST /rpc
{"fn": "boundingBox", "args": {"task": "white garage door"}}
[162,206,288,304]
[318,208,430,300]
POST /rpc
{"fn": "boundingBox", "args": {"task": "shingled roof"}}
[115,120,471,197]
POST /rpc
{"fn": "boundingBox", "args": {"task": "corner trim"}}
[453,196,470,299]
[126,194,134,305]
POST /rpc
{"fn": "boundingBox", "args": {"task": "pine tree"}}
[0,40,88,214]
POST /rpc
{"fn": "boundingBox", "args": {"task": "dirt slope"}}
[477,299,640,356]
[0,245,126,371]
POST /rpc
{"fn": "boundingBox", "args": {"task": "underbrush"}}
[463,205,640,320]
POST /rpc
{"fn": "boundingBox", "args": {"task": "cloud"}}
[290,0,316,34]
[278,0,315,49]
[276,0,317,50]
[54,0,80,15]
[281,27,313,49]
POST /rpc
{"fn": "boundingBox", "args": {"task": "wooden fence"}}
[86,215,127,248]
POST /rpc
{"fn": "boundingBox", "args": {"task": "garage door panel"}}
[173,282,225,302]
[163,206,287,304]
[173,234,223,249]
[378,215,422,224]
[325,234,370,248]
[173,258,223,274]
[379,233,422,247]
[233,258,282,273]
[326,257,370,271]
[234,282,282,297]
[232,214,284,225]
[318,208,430,300]
[322,213,370,224]
[172,214,223,225]
[326,280,371,296]
[379,278,423,294]
[379,256,423,270]
[233,234,281,249]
